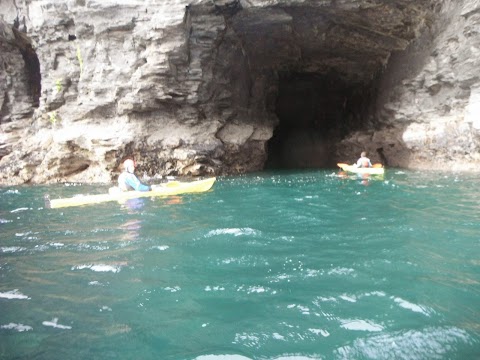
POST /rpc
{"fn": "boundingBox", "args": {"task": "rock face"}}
[0,0,479,184]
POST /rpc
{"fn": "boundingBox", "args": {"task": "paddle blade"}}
[372,163,383,168]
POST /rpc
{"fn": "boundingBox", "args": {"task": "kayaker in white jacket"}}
[356,151,372,168]
[118,159,151,192]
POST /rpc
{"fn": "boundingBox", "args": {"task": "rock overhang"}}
[221,1,434,85]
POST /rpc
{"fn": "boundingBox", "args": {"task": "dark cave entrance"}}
[265,72,375,169]
[195,1,436,173]
[20,43,41,108]
[12,28,42,109]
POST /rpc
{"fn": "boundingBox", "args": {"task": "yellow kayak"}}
[337,163,385,175]
[45,177,216,209]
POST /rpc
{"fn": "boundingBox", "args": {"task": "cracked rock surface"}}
[1,0,480,184]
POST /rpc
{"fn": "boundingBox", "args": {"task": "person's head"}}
[123,159,135,173]
[361,151,367,157]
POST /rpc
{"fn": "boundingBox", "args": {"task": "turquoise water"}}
[0,170,479,360]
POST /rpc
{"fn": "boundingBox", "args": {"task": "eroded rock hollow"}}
[1,0,480,184]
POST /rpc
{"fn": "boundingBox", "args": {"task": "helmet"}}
[123,159,135,173]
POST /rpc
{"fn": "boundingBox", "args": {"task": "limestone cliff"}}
[0,0,479,185]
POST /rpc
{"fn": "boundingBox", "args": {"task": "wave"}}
[42,318,72,330]
[71,264,121,273]
[0,289,30,299]
[204,228,261,238]
[1,323,33,332]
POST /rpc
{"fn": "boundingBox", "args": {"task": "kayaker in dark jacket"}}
[356,151,372,168]
[118,159,151,192]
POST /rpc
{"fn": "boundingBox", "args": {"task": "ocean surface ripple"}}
[1,170,479,359]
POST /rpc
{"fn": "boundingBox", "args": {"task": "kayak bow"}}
[45,177,216,209]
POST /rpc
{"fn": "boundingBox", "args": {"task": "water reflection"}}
[119,219,142,241]
[337,170,382,186]
[118,198,145,241]
[121,197,146,212]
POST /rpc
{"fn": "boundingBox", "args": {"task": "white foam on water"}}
[362,291,386,297]
[72,264,121,273]
[4,189,20,194]
[99,306,112,312]
[272,356,321,360]
[0,289,30,299]
[287,304,310,315]
[91,245,110,251]
[269,273,292,283]
[220,256,260,266]
[272,332,285,340]
[247,286,266,294]
[195,355,252,360]
[232,333,260,347]
[163,286,181,292]
[309,328,330,337]
[392,296,431,316]
[10,207,29,213]
[297,305,310,315]
[1,246,27,253]
[328,267,356,277]
[335,326,471,359]
[316,296,338,303]
[305,269,322,277]
[0,218,12,223]
[237,285,273,295]
[15,231,31,237]
[34,244,48,252]
[340,319,384,332]
[339,294,357,303]
[42,318,72,330]
[49,242,64,247]
[204,285,225,291]
[1,323,33,332]
[205,227,260,237]
[153,245,169,251]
